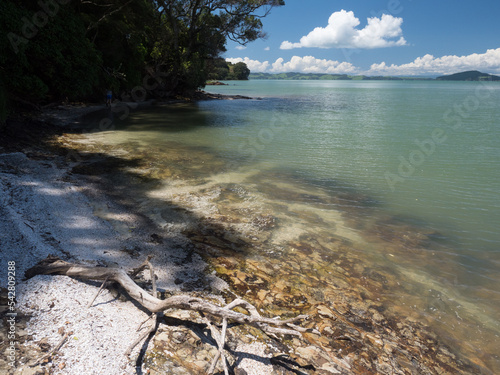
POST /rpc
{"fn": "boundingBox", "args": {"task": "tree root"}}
[25,256,317,373]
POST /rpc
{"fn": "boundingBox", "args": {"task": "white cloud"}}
[280,10,406,50]
[264,46,270,51]
[270,56,357,74]
[226,56,358,74]
[235,45,247,50]
[227,49,500,76]
[368,48,500,75]
[226,57,270,72]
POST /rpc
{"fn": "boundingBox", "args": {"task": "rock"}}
[317,305,336,319]
[295,345,320,361]
[320,362,341,374]
[150,233,163,244]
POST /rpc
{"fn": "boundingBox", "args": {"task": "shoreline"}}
[0,127,225,374]
[0,105,268,375]
[0,104,496,375]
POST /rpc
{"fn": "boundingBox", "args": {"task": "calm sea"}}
[78,80,500,371]
[205,80,500,275]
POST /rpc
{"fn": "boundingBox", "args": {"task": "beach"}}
[0,105,334,375]
[0,110,209,374]
[0,101,496,375]
[3,0,499,372]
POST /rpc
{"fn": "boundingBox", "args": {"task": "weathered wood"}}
[25,256,317,338]
[87,276,109,308]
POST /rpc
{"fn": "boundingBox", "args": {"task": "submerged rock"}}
[54,130,495,375]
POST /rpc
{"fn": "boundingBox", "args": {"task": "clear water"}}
[76,80,500,371]
[209,81,500,269]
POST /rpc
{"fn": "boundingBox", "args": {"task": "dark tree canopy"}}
[207,59,250,81]
[229,62,251,80]
[207,58,231,81]
[0,0,284,117]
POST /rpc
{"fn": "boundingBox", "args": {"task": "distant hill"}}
[248,72,431,81]
[436,70,500,81]
[247,70,500,82]
[249,72,350,80]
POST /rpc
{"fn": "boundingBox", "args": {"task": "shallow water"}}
[64,80,500,373]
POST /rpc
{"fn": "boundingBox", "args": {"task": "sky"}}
[224,0,500,76]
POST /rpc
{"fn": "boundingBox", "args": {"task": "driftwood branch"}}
[25,256,317,372]
[125,256,159,359]
[30,331,71,367]
[25,256,314,336]
[125,313,158,357]
[87,276,109,308]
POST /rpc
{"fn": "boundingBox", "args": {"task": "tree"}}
[0,0,284,108]
[78,0,157,96]
[149,0,284,94]
[228,62,250,80]
[0,1,102,104]
[207,59,251,81]
[207,58,230,81]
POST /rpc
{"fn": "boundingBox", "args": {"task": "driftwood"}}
[30,331,71,367]
[25,256,316,374]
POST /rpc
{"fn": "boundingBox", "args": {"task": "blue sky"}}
[224,0,500,76]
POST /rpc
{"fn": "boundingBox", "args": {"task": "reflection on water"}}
[60,80,500,373]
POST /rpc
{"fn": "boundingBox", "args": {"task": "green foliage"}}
[0,1,47,101]
[0,0,102,102]
[207,58,230,81]
[82,0,157,95]
[0,0,283,109]
[228,62,250,80]
[0,75,8,124]
[208,59,250,81]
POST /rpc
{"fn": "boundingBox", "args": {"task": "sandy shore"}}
[0,146,212,374]
[7,97,313,375]
[2,102,494,375]
[0,103,286,375]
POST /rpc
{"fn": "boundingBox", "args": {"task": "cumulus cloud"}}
[235,45,247,50]
[227,49,500,76]
[368,48,500,75]
[226,57,270,72]
[280,10,406,50]
[226,56,357,74]
[264,46,271,51]
[270,56,357,73]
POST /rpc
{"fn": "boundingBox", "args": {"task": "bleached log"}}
[25,256,316,338]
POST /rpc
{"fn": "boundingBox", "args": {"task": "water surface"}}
[68,80,500,372]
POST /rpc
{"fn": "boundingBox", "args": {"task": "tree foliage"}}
[229,62,251,80]
[207,59,250,81]
[207,58,231,81]
[0,1,102,104]
[0,0,283,111]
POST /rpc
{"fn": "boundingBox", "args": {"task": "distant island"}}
[436,70,500,81]
[248,70,500,81]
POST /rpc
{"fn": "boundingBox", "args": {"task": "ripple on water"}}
[60,130,500,374]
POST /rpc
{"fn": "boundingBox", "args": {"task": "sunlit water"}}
[75,80,500,371]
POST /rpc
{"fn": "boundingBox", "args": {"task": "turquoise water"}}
[118,78,500,303]
[182,80,500,269]
[216,82,500,250]
[79,80,500,370]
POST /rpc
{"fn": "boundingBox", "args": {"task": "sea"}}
[73,79,500,372]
